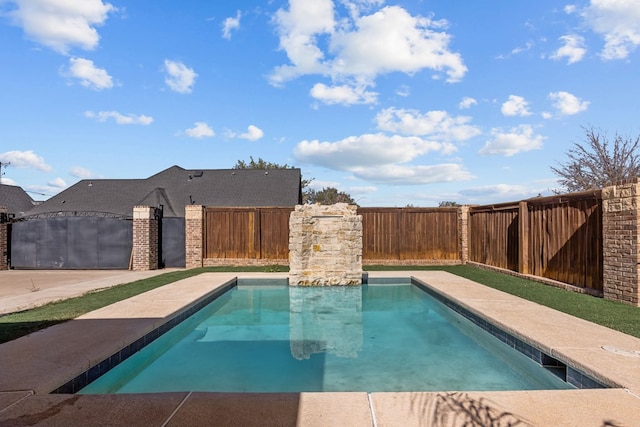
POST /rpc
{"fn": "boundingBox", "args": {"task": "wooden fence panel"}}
[359,208,399,260]
[528,196,602,291]
[259,208,294,259]
[468,206,519,271]
[359,208,459,261]
[205,208,256,259]
[469,191,602,291]
[204,207,293,260]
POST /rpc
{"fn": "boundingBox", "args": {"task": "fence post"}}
[458,206,469,264]
[132,206,159,271]
[0,207,8,270]
[518,201,529,274]
[185,205,204,269]
[602,180,640,306]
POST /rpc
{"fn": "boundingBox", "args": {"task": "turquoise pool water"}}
[79,282,572,393]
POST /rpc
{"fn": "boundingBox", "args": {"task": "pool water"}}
[79,283,572,394]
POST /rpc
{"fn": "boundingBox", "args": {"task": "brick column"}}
[458,206,469,264]
[0,207,8,270]
[602,180,640,306]
[132,206,159,271]
[185,205,204,269]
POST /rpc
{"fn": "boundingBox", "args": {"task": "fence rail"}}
[358,208,459,262]
[202,195,603,292]
[204,207,293,260]
[469,191,603,291]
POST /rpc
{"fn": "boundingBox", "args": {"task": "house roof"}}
[0,184,36,216]
[21,166,302,218]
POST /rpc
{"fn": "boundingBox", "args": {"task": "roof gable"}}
[0,184,35,215]
[21,166,302,218]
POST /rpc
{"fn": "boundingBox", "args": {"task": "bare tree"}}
[551,127,640,192]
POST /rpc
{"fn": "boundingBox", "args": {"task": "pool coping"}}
[1,271,640,426]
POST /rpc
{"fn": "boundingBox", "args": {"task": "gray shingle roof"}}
[0,184,36,216]
[21,166,302,218]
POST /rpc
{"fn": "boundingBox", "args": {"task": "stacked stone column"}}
[602,180,640,306]
[288,203,362,286]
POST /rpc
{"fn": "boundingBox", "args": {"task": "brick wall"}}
[458,205,469,264]
[132,206,159,271]
[602,180,640,305]
[0,207,7,270]
[185,205,204,269]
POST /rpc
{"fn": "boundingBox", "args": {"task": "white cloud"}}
[69,166,95,179]
[582,0,640,60]
[48,177,67,189]
[310,83,378,105]
[5,0,115,54]
[0,150,52,172]
[375,107,481,142]
[479,125,545,157]
[270,2,466,105]
[458,97,477,109]
[222,10,241,40]
[511,41,534,55]
[551,34,587,64]
[395,85,410,97]
[350,163,474,185]
[459,184,532,202]
[329,6,467,82]
[294,133,446,171]
[238,125,264,141]
[65,57,113,90]
[185,122,215,138]
[84,110,153,125]
[501,95,531,117]
[565,5,577,14]
[163,59,197,94]
[548,91,590,115]
[0,177,17,186]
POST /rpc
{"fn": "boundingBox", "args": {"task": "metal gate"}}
[10,217,133,269]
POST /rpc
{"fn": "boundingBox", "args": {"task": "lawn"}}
[1,264,639,344]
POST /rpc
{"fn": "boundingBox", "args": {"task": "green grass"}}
[1,263,639,344]
[0,265,288,344]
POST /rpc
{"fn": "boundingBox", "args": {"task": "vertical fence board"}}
[470,191,602,291]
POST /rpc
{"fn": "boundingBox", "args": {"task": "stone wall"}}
[602,180,640,305]
[288,203,362,286]
[0,207,7,270]
[132,206,159,271]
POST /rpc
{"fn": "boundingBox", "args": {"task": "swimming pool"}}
[77,279,576,394]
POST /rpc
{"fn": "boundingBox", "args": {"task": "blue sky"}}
[1,0,639,207]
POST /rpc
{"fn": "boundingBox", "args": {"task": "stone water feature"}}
[288,203,363,286]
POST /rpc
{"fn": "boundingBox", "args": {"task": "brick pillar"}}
[185,205,204,269]
[132,206,159,271]
[602,180,640,306]
[0,207,8,270]
[458,206,469,264]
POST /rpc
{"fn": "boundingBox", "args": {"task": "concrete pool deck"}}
[0,271,639,426]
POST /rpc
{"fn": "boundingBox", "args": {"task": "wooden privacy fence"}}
[358,208,460,262]
[469,190,603,291]
[204,207,293,260]
[203,206,461,263]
